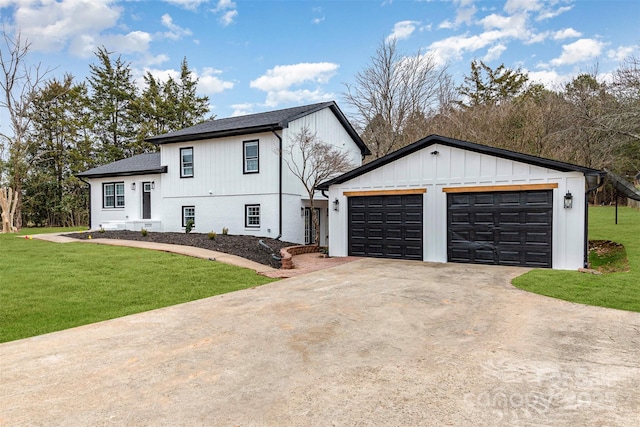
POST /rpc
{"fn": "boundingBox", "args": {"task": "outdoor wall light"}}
[564,191,573,209]
[151,181,155,190]
[131,182,136,190]
[430,150,439,156]
[300,207,305,216]
[333,198,340,212]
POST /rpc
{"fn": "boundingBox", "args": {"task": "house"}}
[77,101,370,245]
[318,135,606,270]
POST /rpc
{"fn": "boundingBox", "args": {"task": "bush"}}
[222,227,228,235]
[208,231,216,240]
[185,219,194,234]
[98,227,106,233]
[141,228,148,237]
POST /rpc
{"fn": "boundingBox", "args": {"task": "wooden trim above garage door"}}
[343,188,427,197]
[442,183,558,193]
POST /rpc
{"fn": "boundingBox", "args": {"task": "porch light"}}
[333,198,340,212]
[564,191,573,209]
[131,182,136,190]
[151,181,155,189]
[301,207,305,216]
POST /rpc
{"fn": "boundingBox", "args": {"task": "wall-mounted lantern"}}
[151,181,155,190]
[300,207,305,216]
[333,198,340,212]
[131,182,136,191]
[564,191,573,209]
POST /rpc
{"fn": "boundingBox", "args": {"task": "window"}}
[103,182,125,208]
[182,206,195,227]
[243,140,259,174]
[245,204,260,228]
[180,147,194,178]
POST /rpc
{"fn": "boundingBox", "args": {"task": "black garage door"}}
[348,194,423,260]
[447,190,553,268]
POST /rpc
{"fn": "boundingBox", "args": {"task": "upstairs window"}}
[243,140,259,174]
[245,204,260,228]
[181,147,194,178]
[103,182,125,208]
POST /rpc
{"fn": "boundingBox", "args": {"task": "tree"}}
[88,47,138,163]
[132,57,210,146]
[25,74,92,226]
[344,38,449,159]
[284,127,354,246]
[0,30,48,230]
[457,59,531,108]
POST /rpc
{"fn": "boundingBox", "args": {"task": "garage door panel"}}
[447,190,552,268]
[348,195,423,261]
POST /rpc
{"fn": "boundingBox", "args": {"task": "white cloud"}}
[250,62,339,107]
[160,14,193,40]
[251,62,339,91]
[162,0,208,10]
[483,44,507,62]
[12,0,122,54]
[438,20,454,30]
[103,31,152,55]
[387,20,420,41]
[230,103,255,117]
[553,28,581,40]
[438,0,477,29]
[504,0,541,14]
[198,67,235,94]
[427,30,504,65]
[312,17,325,24]
[550,38,605,66]
[608,45,637,62]
[536,5,573,21]
[213,0,238,26]
[527,69,572,90]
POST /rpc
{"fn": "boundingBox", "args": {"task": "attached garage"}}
[319,135,605,270]
[348,192,423,260]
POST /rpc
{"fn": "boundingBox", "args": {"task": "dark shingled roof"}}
[318,134,605,190]
[145,101,370,156]
[77,153,166,178]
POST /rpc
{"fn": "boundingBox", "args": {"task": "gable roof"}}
[77,153,166,178]
[318,134,605,190]
[145,101,371,156]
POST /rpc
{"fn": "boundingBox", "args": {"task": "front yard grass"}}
[512,206,640,312]
[0,228,276,343]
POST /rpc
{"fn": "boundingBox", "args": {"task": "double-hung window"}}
[181,147,194,178]
[245,204,260,228]
[182,206,195,227]
[243,140,259,174]
[103,182,125,208]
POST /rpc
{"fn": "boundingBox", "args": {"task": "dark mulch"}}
[64,231,297,268]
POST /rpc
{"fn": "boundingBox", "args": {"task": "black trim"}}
[182,205,195,228]
[245,204,260,228]
[318,134,603,190]
[180,147,194,178]
[77,166,167,179]
[243,140,260,174]
[102,182,125,209]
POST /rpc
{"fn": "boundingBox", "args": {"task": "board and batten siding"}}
[328,143,587,270]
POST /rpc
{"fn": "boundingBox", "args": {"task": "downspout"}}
[272,129,283,240]
[78,177,92,229]
[584,173,606,268]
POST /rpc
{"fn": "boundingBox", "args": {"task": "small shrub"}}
[185,219,194,234]
[222,227,228,235]
[98,227,106,234]
[208,231,216,240]
[141,228,148,237]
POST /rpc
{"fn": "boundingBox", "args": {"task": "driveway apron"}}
[1,259,639,426]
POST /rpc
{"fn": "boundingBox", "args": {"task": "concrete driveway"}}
[1,259,639,426]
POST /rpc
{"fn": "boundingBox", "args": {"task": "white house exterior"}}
[78,102,369,245]
[318,135,605,270]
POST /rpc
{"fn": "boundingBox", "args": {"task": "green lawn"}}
[513,206,640,312]
[0,228,276,343]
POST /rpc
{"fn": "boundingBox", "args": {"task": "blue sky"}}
[0,0,638,119]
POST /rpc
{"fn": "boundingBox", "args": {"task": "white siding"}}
[88,173,163,231]
[328,143,587,270]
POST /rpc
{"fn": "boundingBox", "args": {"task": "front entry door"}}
[142,182,152,219]
[305,207,320,244]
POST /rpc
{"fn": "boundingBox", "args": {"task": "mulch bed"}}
[65,231,296,268]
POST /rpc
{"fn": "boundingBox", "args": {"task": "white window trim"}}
[103,182,125,209]
[245,204,260,228]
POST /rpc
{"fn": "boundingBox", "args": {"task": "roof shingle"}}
[77,153,165,178]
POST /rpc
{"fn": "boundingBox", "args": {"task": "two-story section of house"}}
[77,101,369,245]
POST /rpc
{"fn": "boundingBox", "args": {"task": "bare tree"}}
[0,29,48,230]
[284,126,354,246]
[343,38,449,159]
